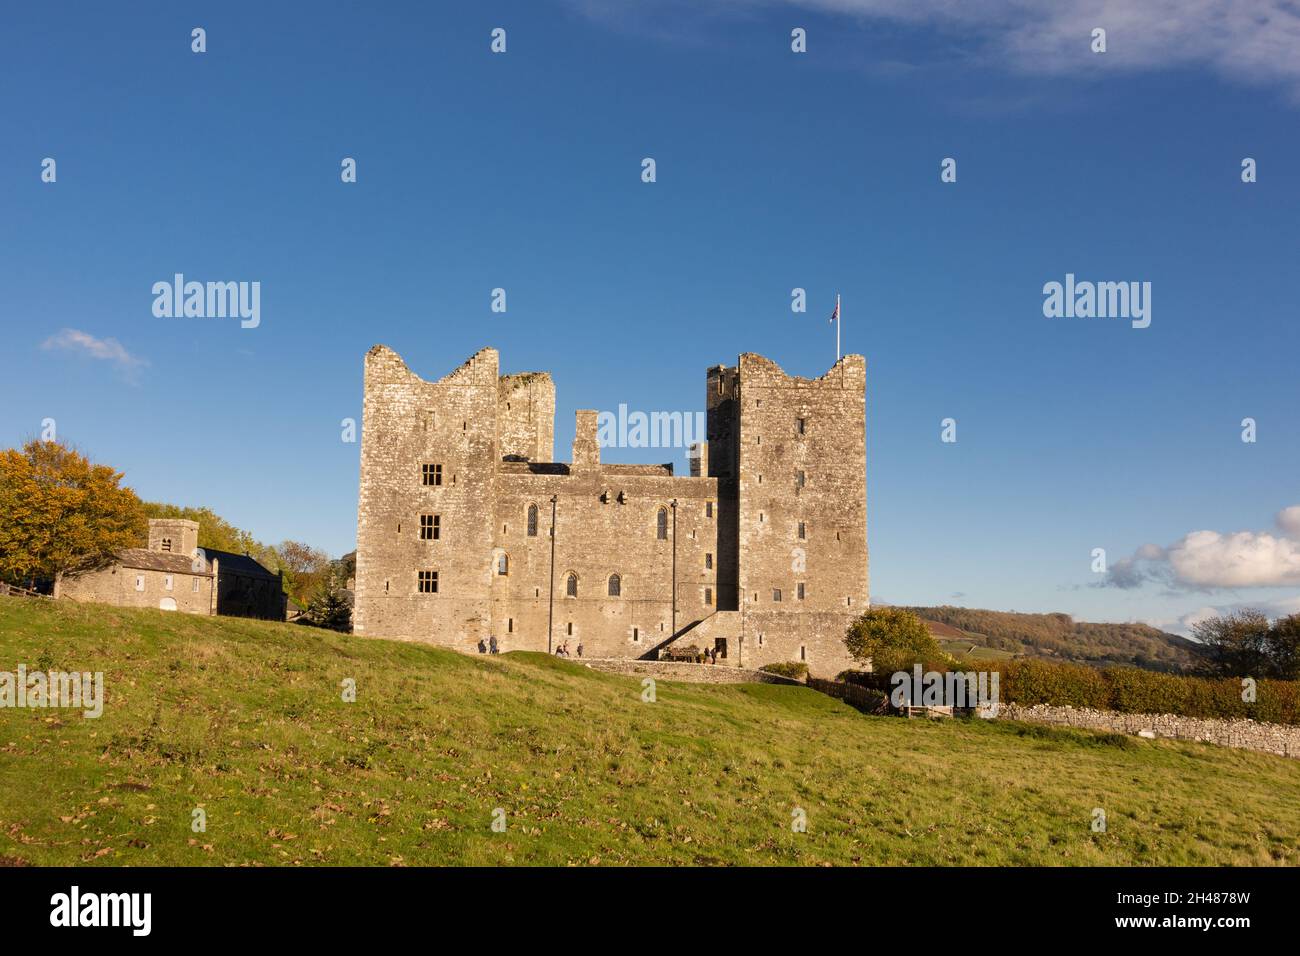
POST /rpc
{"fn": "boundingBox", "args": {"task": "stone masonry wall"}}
[59,564,214,615]
[998,703,1300,759]
[578,658,801,686]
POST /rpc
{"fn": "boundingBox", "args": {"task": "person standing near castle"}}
[489,635,499,654]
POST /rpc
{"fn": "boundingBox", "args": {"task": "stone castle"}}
[353,345,868,677]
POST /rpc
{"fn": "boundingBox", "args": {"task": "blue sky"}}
[3,1,1298,633]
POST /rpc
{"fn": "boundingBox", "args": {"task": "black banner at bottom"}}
[0,865,1280,940]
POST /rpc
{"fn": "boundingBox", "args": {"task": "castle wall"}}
[488,466,719,658]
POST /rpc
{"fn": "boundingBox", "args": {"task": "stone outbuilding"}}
[58,518,286,621]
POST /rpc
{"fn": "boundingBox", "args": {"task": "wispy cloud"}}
[572,0,1300,101]
[1103,506,1300,591]
[41,328,149,380]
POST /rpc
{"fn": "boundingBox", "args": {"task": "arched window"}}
[527,504,538,537]
[656,508,668,540]
[160,537,172,552]
[608,574,621,597]
[497,553,509,576]
[566,573,578,597]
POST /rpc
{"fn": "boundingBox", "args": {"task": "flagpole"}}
[836,293,841,363]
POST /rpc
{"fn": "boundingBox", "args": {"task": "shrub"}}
[760,661,808,680]
[844,607,939,672]
[995,660,1300,724]
[835,653,1300,725]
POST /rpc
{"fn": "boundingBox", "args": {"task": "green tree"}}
[1269,614,1300,680]
[844,607,941,673]
[275,540,331,607]
[0,440,144,589]
[304,568,352,632]
[1192,609,1273,678]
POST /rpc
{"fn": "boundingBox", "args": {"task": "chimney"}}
[689,441,708,477]
[572,410,600,471]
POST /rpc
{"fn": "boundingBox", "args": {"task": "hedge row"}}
[841,658,1300,725]
[760,661,808,680]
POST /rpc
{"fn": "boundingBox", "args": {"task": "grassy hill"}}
[1,597,1296,866]
[904,605,1202,671]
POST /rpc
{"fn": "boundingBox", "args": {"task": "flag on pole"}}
[829,298,839,324]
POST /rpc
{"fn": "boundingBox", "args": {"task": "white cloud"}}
[41,328,148,373]
[1168,529,1300,588]
[574,0,1300,101]
[1106,505,1300,590]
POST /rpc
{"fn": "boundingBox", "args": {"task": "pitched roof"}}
[115,549,211,575]
[114,547,278,580]
[201,549,280,579]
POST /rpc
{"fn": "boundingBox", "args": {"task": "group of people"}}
[554,641,582,658]
[476,635,500,654]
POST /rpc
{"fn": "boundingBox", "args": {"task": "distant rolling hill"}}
[901,606,1204,672]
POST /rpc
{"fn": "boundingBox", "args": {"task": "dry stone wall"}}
[998,703,1300,758]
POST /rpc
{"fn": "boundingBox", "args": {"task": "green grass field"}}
[1,596,1297,866]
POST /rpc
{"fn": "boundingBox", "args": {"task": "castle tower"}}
[708,353,868,675]
[353,345,501,648]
